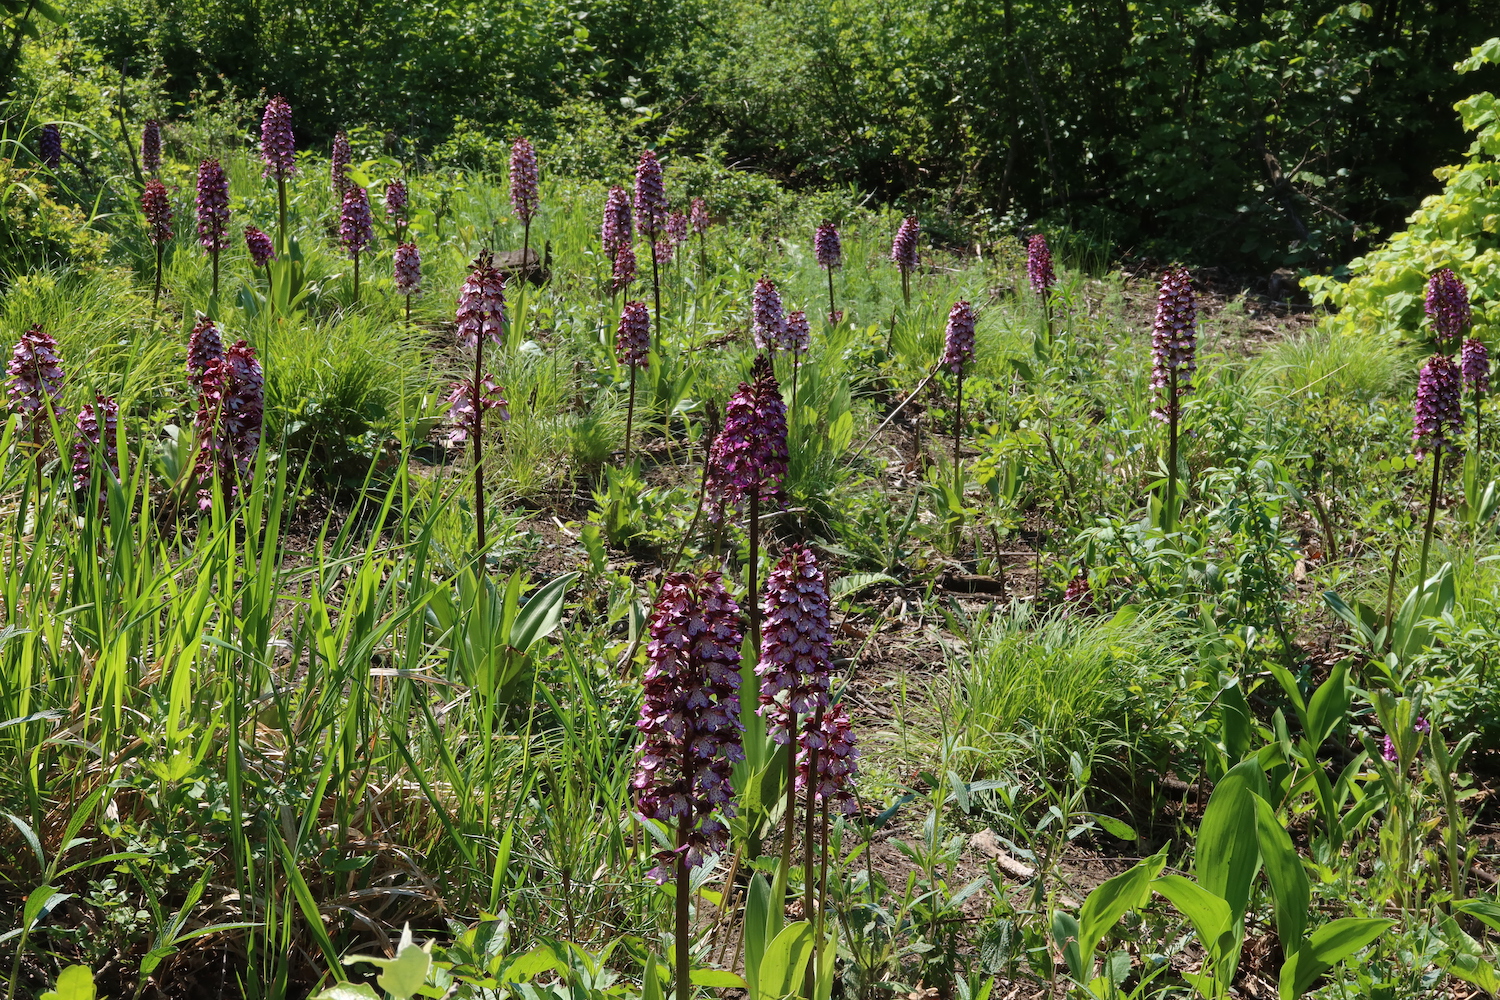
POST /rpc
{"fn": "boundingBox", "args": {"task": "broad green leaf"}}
[753,921,814,1000]
[1455,898,1500,934]
[744,873,772,988]
[1304,660,1350,747]
[1282,917,1396,998]
[311,986,381,1000]
[1077,847,1167,958]
[1153,875,1233,965]
[1052,910,1085,982]
[343,925,432,999]
[1253,796,1309,954]
[643,953,664,1000]
[1197,758,1266,922]
[690,969,747,988]
[39,965,95,1000]
[1088,813,1137,841]
[24,885,70,930]
[507,572,579,652]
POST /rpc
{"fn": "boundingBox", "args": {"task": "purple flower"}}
[1462,338,1490,394]
[1382,734,1397,763]
[6,324,65,429]
[260,95,296,180]
[1027,234,1056,293]
[613,242,637,293]
[142,179,174,246]
[195,158,231,253]
[691,197,710,236]
[1425,268,1471,344]
[72,395,119,494]
[443,374,509,447]
[187,315,225,387]
[330,130,351,197]
[796,702,859,815]
[601,185,633,258]
[654,235,676,267]
[633,570,745,883]
[1415,716,1431,734]
[942,300,976,376]
[385,180,408,223]
[509,136,539,225]
[394,242,421,296]
[1413,353,1464,459]
[244,225,275,267]
[194,339,263,510]
[752,277,787,351]
[616,300,650,368]
[757,545,834,743]
[785,310,810,354]
[634,149,667,238]
[891,216,919,272]
[707,354,789,516]
[667,209,690,247]
[1150,267,1197,422]
[141,120,161,173]
[815,221,842,271]
[38,124,61,169]
[339,185,374,258]
[456,251,507,348]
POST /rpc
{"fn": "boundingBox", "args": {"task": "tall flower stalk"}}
[455,251,507,555]
[193,339,263,511]
[340,185,374,301]
[891,216,919,305]
[1414,353,1463,584]
[612,242,637,299]
[617,300,650,461]
[601,186,632,267]
[751,277,787,353]
[6,324,65,458]
[1027,234,1057,344]
[187,315,225,388]
[244,224,276,299]
[141,178,173,312]
[942,300,976,490]
[691,197,709,274]
[1425,268,1470,346]
[1150,267,1196,533]
[72,395,120,505]
[330,129,351,199]
[385,179,409,239]
[195,158,230,299]
[141,119,161,174]
[260,95,296,249]
[815,221,842,324]
[634,570,744,1000]
[510,136,539,273]
[394,242,421,324]
[38,124,61,169]
[1462,337,1490,452]
[785,310,810,413]
[635,149,668,345]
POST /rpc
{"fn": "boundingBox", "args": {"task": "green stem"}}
[953,374,963,494]
[1165,370,1179,534]
[625,364,637,462]
[676,810,691,1000]
[802,707,822,999]
[352,250,360,303]
[277,176,288,254]
[827,268,836,324]
[1418,448,1443,587]
[474,334,487,559]
[210,248,220,301]
[650,232,662,354]
[152,243,163,314]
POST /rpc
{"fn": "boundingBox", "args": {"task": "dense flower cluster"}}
[616,300,650,368]
[890,216,920,272]
[815,221,842,271]
[667,210,689,248]
[633,570,745,882]
[141,120,161,173]
[1413,353,1463,459]
[244,226,275,267]
[39,124,61,169]
[1027,234,1056,293]
[456,251,507,347]
[1462,338,1491,394]
[195,159,231,253]
[613,242,637,293]
[194,340,264,510]
[339,186,374,257]
[1425,268,1471,344]
[330,130,351,197]
[654,234,676,266]
[72,395,120,494]
[142,179,174,246]
[752,277,787,351]
[691,197,709,236]
[443,375,510,447]
[393,243,421,296]
[385,180,408,223]
[260,95,296,179]
[796,702,859,815]
[6,324,65,429]
[707,354,788,514]
[187,315,225,387]
[601,185,632,258]
[941,300,976,375]
[757,545,833,743]
[1150,267,1197,421]
[633,149,667,237]
[509,136,539,225]
[785,310,811,354]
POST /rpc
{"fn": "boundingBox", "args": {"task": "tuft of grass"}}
[1249,327,1413,402]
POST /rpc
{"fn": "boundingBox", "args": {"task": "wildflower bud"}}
[707,354,788,516]
[613,242,637,293]
[260,95,296,180]
[616,300,650,368]
[691,197,710,236]
[142,179,174,246]
[1150,267,1197,422]
[1425,268,1471,344]
[796,702,859,815]
[941,300,976,376]
[785,310,811,353]
[815,221,842,271]
[752,277,787,351]
[6,324,65,429]
[1413,353,1463,459]
[195,158,231,253]
[244,225,275,267]
[890,216,919,272]
[330,130,351,197]
[72,395,120,494]
[633,570,745,883]
[509,136,539,225]
[187,315,225,387]
[757,545,834,743]
[339,185,374,258]
[39,124,61,169]
[393,242,421,296]
[385,179,408,223]
[456,251,507,348]
[141,119,162,173]
[602,185,632,257]
[1027,234,1056,293]
[634,149,667,237]
[1462,337,1490,394]
[443,374,509,447]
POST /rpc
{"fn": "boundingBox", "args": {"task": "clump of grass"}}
[1250,327,1412,401]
